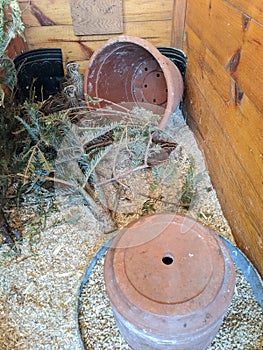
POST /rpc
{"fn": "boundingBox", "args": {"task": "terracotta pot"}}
[104,214,236,350]
[84,36,184,129]
[0,35,27,97]
[7,34,28,60]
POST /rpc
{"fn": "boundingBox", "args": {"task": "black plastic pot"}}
[14,48,64,102]
[157,47,187,80]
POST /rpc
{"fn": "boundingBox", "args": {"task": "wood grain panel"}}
[186,0,243,66]
[185,29,263,190]
[171,0,187,48]
[227,0,263,24]
[183,21,263,276]
[18,0,72,26]
[23,20,172,47]
[123,0,173,22]
[19,0,173,26]
[231,19,263,113]
[185,73,263,276]
[23,20,172,72]
[69,0,123,35]
[187,0,263,115]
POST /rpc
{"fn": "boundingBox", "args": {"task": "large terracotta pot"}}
[104,214,236,350]
[84,36,184,129]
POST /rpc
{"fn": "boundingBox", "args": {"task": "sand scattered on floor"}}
[1,108,259,350]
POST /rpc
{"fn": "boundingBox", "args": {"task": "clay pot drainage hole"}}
[162,254,174,265]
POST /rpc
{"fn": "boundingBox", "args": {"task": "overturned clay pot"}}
[104,213,236,350]
[84,36,184,129]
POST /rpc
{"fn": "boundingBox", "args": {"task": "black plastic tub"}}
[157,47,187,80]
[14,48,64,102]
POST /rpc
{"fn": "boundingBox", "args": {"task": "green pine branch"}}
[0,0,25,104]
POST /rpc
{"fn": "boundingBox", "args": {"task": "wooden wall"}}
[18,0,174,74]
[173,0,263,276]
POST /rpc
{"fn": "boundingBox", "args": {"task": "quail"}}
[147,132,178,166]
[40,85,79,116]
[62,61,84,99]
[84,130,114,154]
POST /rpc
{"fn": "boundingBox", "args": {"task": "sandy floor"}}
[79,256,263,350]
[1,108,259,349]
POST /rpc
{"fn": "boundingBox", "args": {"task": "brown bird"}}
[84,129,114,154]
[147,133,178,166]
[62,61,84,99]
[40,85,79,116]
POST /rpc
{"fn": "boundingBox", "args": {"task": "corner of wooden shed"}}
[15,0,262,277]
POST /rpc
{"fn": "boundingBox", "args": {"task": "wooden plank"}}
[19,0,173,26]
[184,74,263,276]
[171,0,187,49]
[183,24,263,276]
[227,0,263,24]
[69,0,123,35]
[184,26,263,197]
[186,0,243,66]
[231,19,263,113]
[19,0,71,26]
[24,20,172,48]
[24,20,172,72]
[123,0,173,22]
[185,74,263,226]
[186,0,263,122]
